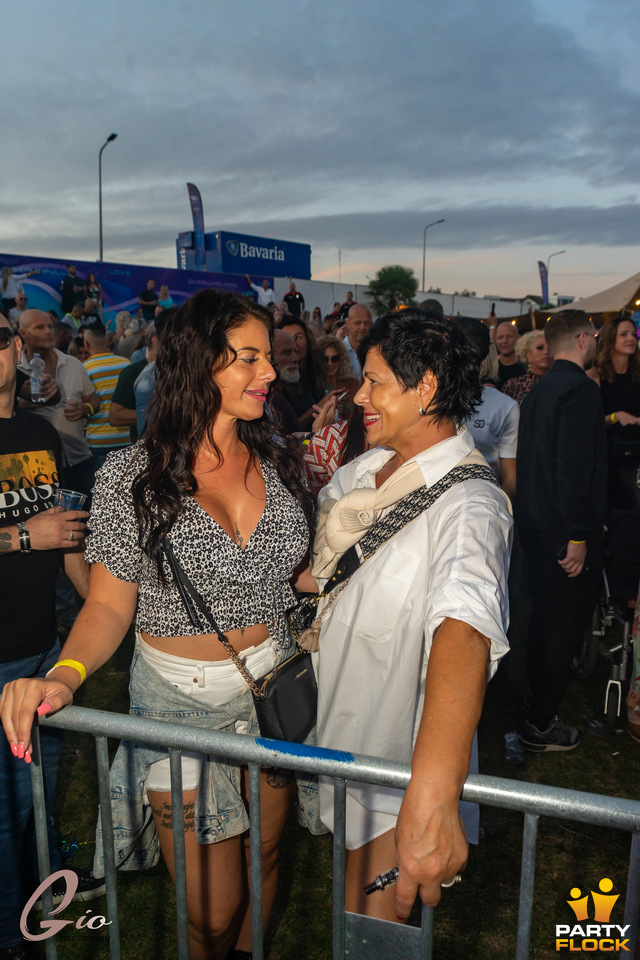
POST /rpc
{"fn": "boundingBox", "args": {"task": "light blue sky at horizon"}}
[1,0,638,299]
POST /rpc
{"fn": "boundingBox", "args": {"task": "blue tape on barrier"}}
[256,738,355,764]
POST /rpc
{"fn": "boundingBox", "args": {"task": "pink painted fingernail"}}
[10,742,18,757]
[25,751,31,764]
[37,702,52,717]
[17,743,25,759]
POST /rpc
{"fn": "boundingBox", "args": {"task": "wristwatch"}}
[17,521,32,554]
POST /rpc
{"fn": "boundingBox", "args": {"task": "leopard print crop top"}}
[85,444,309,646]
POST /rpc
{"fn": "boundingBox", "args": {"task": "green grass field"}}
[36,626,640,960]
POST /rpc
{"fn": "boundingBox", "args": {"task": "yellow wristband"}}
[610,412,617,424]
[85,402,95,417]
[569,540,585,544]
[49,659,87,684]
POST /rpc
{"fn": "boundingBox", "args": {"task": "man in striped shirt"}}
[82,321,131,470]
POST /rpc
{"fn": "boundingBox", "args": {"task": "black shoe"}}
[228,951,253,959]
[0,943,45,960]
[35,868,106,909]
[520,716,581,752]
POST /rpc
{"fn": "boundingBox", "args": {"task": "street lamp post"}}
[546,249,566,302]
[422,219,445,292]
[98,133,118,262]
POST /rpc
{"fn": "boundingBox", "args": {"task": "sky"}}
[1,0,638,301]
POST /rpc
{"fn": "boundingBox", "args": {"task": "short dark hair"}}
[84,320,107,336]
[544,309,591,354]
[358,309,482,424]
[419,298,445,318]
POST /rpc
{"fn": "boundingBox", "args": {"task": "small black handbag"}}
[163,538,317,743]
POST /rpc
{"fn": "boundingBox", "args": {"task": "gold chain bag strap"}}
[162,537,317,743]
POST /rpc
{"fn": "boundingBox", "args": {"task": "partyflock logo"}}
[226,240,239,256]
[555,877,630,952]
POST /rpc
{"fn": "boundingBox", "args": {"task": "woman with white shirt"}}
[312,309,512,923]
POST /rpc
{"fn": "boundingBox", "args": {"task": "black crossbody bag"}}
[162,460,496,743]
[163,537,317,743]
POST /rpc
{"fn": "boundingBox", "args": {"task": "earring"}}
[419,405,427,416]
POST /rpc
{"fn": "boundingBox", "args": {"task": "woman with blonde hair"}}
[1,265,38,316]
[317,335,356,391]
[502,329,552,405]
[158,284,174,310]
[115,312,143,359]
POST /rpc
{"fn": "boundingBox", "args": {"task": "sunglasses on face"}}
[324,355,339,365]
[0,328,16,350]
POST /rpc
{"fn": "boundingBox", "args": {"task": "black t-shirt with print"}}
[0,409,62,662]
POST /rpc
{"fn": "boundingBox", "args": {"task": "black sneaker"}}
[520,717,582,752]
[35,868,106,909]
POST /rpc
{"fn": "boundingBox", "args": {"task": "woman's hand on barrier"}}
[0,677,74,762]
[393,777,468,917]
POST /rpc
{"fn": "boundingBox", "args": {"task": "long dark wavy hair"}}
[597,315,640,384]
[131,290,314,577]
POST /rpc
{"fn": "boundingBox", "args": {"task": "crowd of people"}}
[0,279,638,959]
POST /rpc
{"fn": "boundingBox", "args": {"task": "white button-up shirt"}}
[18,349,94,466]
[316,427,512,848]
[343,336,362,379]
[250,283,276,307]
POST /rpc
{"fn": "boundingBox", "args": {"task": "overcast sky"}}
[1,0,638,299]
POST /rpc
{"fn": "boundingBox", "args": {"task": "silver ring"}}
[69,530,74,542]
[441,874,462,888]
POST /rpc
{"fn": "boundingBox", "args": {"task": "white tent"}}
[548,270,640,317]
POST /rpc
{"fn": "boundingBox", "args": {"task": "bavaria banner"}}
[186,183,206,269]
[176,230,311,279]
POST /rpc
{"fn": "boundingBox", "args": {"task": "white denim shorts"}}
[139,635,278,793]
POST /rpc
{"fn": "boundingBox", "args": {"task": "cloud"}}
[0,0,638,292]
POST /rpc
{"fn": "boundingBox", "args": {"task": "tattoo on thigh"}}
[0,532,11,552]
[266,768,294,789]
[151,799,196,832]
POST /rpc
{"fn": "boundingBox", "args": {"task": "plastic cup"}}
[54,489,87,511]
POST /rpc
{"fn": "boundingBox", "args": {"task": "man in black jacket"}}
[515,310,606,751]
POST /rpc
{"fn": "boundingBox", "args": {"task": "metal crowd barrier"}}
[27,706,640,960]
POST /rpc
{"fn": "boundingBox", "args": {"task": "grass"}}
[31,625,640,960]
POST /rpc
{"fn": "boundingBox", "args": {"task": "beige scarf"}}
[312,449,489,582]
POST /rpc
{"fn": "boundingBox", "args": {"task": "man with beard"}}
[270,328,314,432]
[515,310,606,752]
